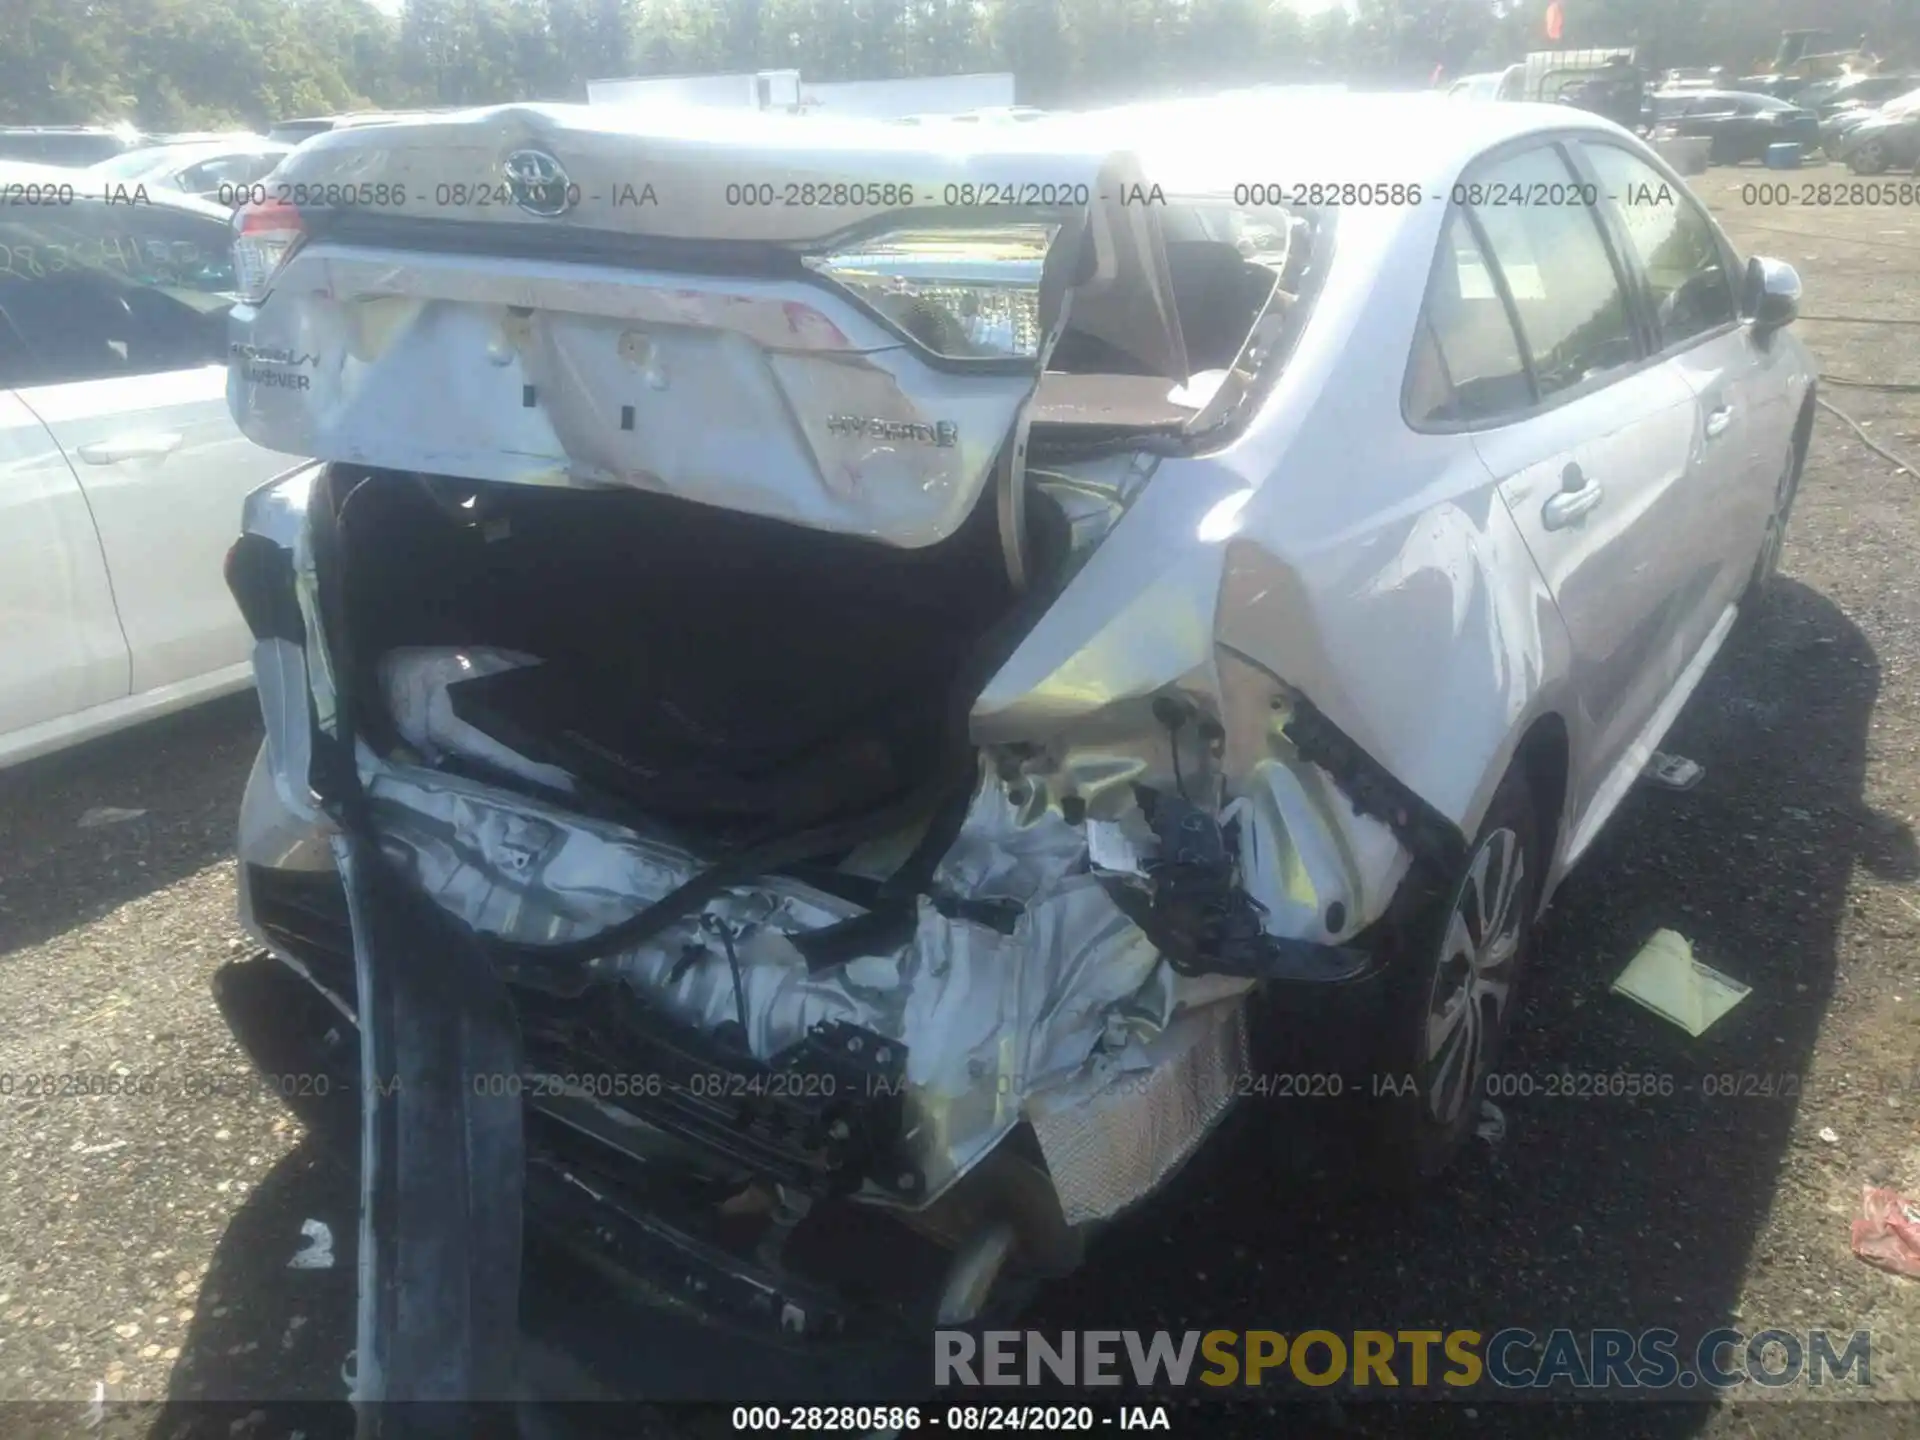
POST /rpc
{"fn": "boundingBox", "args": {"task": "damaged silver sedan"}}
[218,92,1816,1402]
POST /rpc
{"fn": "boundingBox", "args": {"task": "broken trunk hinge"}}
[1278,693,1469,881]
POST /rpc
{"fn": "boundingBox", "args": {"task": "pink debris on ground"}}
[1850,1186,1920,1279]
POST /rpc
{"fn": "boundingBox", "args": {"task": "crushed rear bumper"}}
[217,932,940,1402]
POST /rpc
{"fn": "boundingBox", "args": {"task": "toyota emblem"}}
[503,149,575,217]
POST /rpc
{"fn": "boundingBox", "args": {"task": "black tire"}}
[1742,438,1806,617]
[1362,765,1543,1187]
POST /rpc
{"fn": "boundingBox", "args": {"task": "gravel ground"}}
[1,166,1918,1439]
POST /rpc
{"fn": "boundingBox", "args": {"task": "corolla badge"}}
[503,149,575,217]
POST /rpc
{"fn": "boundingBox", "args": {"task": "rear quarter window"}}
[1404,209,1532,428]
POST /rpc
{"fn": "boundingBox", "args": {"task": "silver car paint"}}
[232,94,1816,1218]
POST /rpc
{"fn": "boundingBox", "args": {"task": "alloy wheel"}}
[1420,827,1527,1126]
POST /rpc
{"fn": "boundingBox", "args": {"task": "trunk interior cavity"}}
[334,466,1067,848]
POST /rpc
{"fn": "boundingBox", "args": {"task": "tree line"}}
[8,0,1920,133]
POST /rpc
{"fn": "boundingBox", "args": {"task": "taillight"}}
[232,199,306,304]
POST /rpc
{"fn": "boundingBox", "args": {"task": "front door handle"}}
[1543,469,1604,531]
[76,432,184,465]
[1704,405,1734,439]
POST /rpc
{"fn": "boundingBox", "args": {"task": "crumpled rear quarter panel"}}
[979,198,1572,934]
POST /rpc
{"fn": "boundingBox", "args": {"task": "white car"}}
[216,94,1814,1390]
[82,137,291,204]
[0,163,308,769]
[1446,65,1526,102]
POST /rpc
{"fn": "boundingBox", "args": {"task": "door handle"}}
[76,432,184,465]
[1704,406,1734,439]
[1542,472,1604,531]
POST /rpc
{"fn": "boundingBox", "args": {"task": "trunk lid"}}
[229,104,1189,548]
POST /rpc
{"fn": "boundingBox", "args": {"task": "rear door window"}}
[0,201,236,387]
[1460,145,1642,402]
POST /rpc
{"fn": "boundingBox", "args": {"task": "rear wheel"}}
[1850,137,1890,174]
[1363,766,1541,1187]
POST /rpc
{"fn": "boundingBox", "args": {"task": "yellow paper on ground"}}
[1609,929,1751,1038]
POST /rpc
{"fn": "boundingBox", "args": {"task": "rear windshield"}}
[1038,200,1318,439]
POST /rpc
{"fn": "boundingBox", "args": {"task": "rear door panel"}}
[0,196,304,695]
[1577,137,1788,641]
[1478,364,1702,819]
[1454,140,1707,836]
[27,364,302,691]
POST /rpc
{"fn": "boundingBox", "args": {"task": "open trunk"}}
[298,457,1191,1384]
[333,464,1055,849]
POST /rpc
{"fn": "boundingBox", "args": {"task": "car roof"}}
[0,159,233,219]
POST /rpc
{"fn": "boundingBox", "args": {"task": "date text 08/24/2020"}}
[727,1406,1174,1432]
